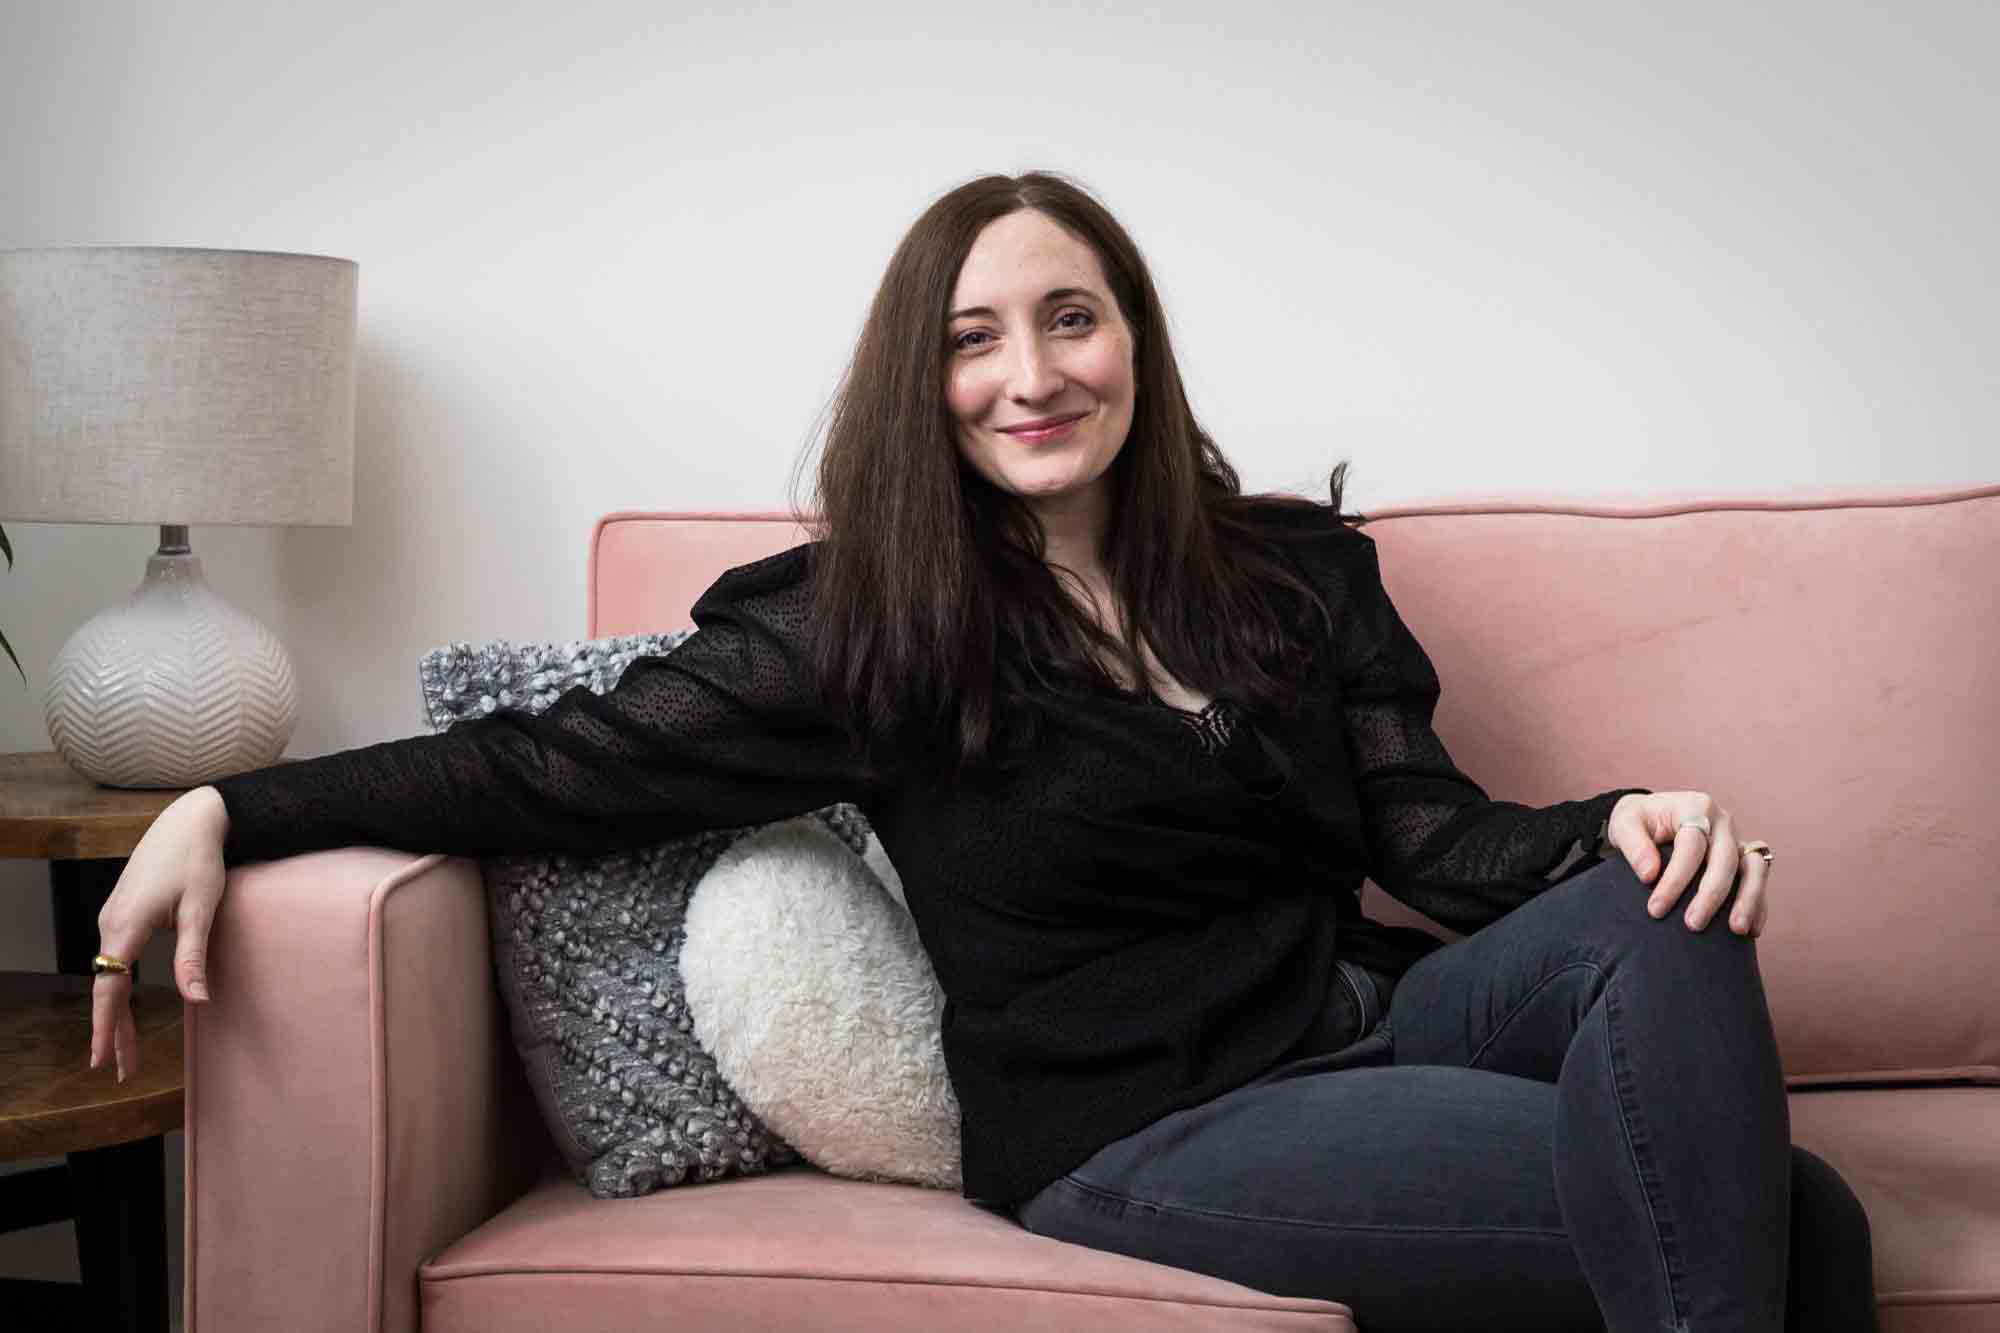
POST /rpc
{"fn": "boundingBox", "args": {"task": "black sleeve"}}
[1323,526,1650,934]
[210,542,882,868]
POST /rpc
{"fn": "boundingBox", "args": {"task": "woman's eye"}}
[952,309,1093,353]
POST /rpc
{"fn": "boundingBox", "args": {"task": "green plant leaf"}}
[0,523,19,683]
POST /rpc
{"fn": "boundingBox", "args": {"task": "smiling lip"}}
[1000,411,1088,441]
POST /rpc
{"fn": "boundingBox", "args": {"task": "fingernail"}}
[116,1067,126,1084]
[189,984,209,1002]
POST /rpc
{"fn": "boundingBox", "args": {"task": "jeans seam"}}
[1464,959,1600,1071]
[1600,975,1687,1328]
[1461,956,1687,1323]
[1053,1173,1572,1239]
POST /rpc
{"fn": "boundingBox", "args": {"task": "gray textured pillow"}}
[418,632,879,1197]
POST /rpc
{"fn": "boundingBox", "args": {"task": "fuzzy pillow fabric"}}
[684,818,959,1189]
[416,632,959,1197]
[417,632,696,733]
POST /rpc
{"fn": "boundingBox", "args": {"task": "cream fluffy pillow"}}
[679,817,962,1190]
[418,632,956,1192]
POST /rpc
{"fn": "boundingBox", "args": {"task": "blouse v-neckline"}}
[1090,687,1291,805]
[1111,688,1244,758]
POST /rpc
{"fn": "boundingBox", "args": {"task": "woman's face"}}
[945,209,1136,528]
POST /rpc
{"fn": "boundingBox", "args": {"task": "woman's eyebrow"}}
[949,287,1101,321]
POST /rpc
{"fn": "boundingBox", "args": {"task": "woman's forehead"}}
[951,213,1111,313]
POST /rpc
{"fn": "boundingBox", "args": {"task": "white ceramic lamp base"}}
[44,548,299,790]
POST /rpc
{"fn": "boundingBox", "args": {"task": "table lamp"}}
[0,246,357,789]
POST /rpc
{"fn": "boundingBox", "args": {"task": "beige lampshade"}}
[0,245,357,787]
[0,245,357,525]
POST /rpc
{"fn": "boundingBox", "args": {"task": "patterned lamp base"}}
[44,545,298,790]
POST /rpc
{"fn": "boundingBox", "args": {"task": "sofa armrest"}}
[186,848,547,1333]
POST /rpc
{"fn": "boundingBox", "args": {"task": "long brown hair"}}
[789,170,1366,778]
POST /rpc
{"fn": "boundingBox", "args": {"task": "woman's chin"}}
[1010,479,1084,502]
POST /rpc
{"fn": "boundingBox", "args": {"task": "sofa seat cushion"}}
[1789,1087,2000,1332]
[420,1163,1354,1331]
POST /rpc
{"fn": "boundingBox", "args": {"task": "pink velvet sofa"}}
[185,483,2000,1332]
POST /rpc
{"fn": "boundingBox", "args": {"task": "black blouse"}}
[211,510,1647,1206]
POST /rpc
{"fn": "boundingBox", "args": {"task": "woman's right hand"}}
[90,785,230,1082]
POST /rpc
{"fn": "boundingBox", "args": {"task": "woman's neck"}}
[1033,487,1111,590]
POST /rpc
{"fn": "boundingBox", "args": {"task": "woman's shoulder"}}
[1230,496,1376,579]
[694,538,821,599]
[687,538,825,633]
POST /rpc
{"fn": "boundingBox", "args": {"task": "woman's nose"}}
[1007,337,1063,400]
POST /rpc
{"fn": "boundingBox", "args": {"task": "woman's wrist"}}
[181,785,230,838]
[1597,790,1646,859]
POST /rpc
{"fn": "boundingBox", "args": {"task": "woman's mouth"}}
[1001,412,1087,445]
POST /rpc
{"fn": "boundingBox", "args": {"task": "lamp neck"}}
[157,524,191,556]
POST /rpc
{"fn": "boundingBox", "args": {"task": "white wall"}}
[1,0,1993,1317]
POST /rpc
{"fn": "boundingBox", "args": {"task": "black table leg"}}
[67,1137,168,1333]
[34,857,170,1332]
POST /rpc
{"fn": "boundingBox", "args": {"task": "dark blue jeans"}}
[1014,855,1878,1332]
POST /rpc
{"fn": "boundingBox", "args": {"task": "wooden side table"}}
[0,752,190,1332]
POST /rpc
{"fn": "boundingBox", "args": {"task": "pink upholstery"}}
[1352,487,2000,1087]
[184,850,545,1333]
[1788,1089,2000,1330]
[588,509,816,641]
[186,484,2000,1331]
[423,1166,1348,1331]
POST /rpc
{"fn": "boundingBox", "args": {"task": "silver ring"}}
[1678,815,1712,838]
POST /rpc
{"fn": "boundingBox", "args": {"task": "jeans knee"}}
[1585,850,1650,903]
[1547,854,1655,938]
[1553,854,1761,968]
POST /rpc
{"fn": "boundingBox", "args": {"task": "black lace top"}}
[210,510,1648,1207]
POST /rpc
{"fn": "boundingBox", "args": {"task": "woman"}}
[87,171,1875,1331]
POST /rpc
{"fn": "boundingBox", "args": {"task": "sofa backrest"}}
[591,485,2000,1089]
[589,509,817,638]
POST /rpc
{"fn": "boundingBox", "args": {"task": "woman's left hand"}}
[1604,791,1770,937]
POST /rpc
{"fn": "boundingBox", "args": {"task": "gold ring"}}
[1740,840,1774,866]
[91,953,133,976]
